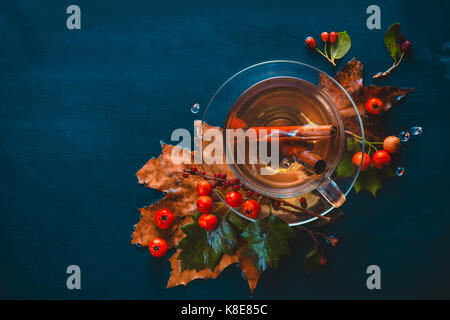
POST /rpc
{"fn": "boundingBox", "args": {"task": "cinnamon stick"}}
[280,143,327,175]
[249,125,336,138]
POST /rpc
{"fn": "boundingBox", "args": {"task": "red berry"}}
[321,32,329,43]
[226,191,243,208]
[319,256,327,265]
[154,209,174,229]
[224,180,230,187]
[273,200,280,209]
[197,196,213,214]
[210,181,216,189]
[383,136,401,154]
[200,170,206,176]
[305,36,317,48]
[215,172,221,179]
[199,213,218,231]
[231,178,240,185]
[182,172,189,178]
[352,152,371,171]
[329,31,338,44]
[365,97,384,115]
[197,179,212,196]
[300,197,307,209]
[253,192,260,198]
[372,150,391,169]
[232,184,240,192]
[149,238,167,257]
[245,190,253,197]
[190,166,198,172]
[221,173,227,179]
[242,200,261,219]
[401,40,412,53]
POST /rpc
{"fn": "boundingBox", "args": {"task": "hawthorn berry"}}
[383,136,401,154]
[372,150,391,169]
[221,173,227,179]
[182,172,190,178]
[199,213,218,231]
[319,256,328,265]
[231,178,240,185]
[190,166,198,172]
[329,31,338,43]
[215,172,221,179]
[321,32,329,43]
[154,209,174,229]
[305,36,317,49]
[210,181,217,189]
[197,179,212,196]
[232,184,240,192]
[226,191,243,208]
[245,190,253,197]
[300,197,307,209]
[200,170,206,176]
[242,199,261,219]
[401,40,412,53]
[149,238,167,257]
[365,97,384,115]
[273,200,281,209]
[253,192,260,198]
[197,196,213,214]
[352,152,371,171]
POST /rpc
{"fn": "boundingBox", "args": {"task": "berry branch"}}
[181,166,331,222]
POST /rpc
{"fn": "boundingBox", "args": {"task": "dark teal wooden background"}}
[1,0,449,299]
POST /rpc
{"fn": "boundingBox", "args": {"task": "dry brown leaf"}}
[134,122,260,292]
[167,246,261,294]
[319,58,414,140]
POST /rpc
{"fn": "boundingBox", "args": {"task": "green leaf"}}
[304,248,322,274]
[177,212,239,271]
[241,214,294,271]
[384,23,406,61]
[336,151,356,180]
[354,165,382,198]
[331,31,351,60]
[227,211,249,231]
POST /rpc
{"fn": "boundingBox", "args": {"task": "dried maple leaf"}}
[319,58,414,140]
[167,246,261,294]
[134,122,261,292]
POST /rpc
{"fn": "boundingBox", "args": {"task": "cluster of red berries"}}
[352,135,400,171]
[305,31,338,49]
[183,167,264,224]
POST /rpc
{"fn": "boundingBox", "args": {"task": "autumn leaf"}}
[167,246,261,294]
[242,214,295,271]
[177,212,239,271]
[134,121,260,292]
[319,58,413,141]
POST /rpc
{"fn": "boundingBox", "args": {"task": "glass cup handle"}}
[317,177,346,208]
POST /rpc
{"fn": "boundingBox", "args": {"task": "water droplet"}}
[396,95,404,102]
[395,167,405,176]
[398,131,410,142]
[409,126,423,136]
[280,158,291,169]
[190,103,200,114]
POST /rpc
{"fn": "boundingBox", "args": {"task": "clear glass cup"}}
[201,60,364,224]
